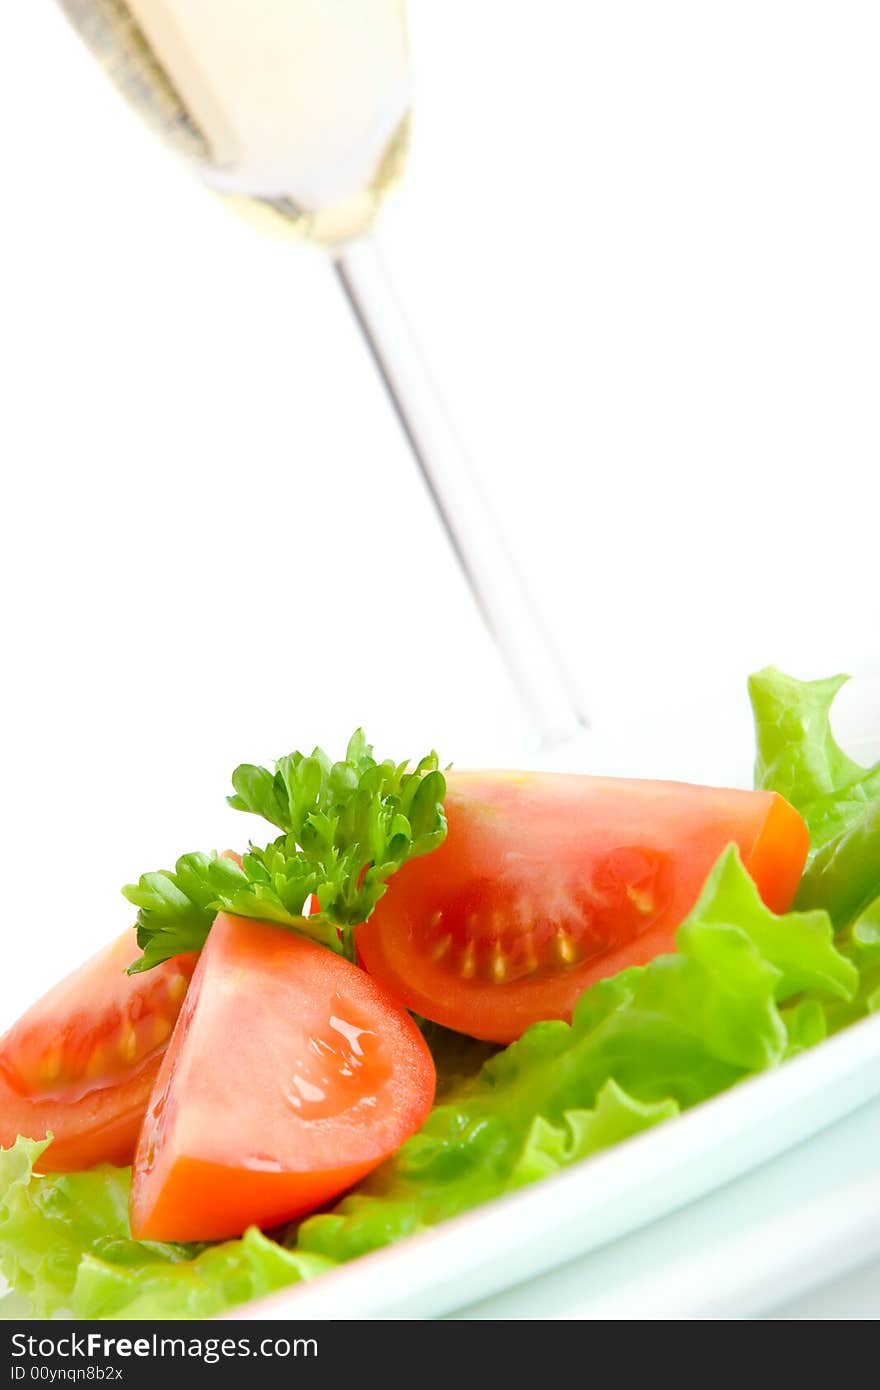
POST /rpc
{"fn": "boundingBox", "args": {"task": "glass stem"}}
[333,236,589,752]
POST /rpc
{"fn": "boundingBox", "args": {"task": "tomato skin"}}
[356,771,810,1044]
[129,914,436,1243]
[0,931,196,1171]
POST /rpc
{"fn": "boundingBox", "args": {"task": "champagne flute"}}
[55,0,589,750]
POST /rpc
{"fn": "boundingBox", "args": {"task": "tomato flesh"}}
[0,931,196,1170]
[356,771,810,1043]
[129,914,436,1242]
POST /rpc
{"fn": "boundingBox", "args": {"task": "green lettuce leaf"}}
[779,998,829,1058]
[850,899,880,1016]
[749,668,874,838]
[507,1082,678,1188]
[750,665,880,857]
[795,802,880,928]
[750,666,880,931]
[816,894,880,1033]
[0,1139,330,1320]
[0,1139,143,1318]
[76,1229,331,1320]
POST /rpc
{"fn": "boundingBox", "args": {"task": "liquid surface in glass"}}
[57,0,411,245]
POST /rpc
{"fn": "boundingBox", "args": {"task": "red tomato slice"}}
[0,931,196,1170]
[129,914,436,1242]
[356,772,810,1043]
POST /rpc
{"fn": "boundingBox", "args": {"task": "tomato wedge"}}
[356,772,809,1043]
[0,931,196,1170]
[130,914,436,1242]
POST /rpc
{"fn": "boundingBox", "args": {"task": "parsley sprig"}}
[124,731,447,974]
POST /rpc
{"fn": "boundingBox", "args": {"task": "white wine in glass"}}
[56,0,588,749]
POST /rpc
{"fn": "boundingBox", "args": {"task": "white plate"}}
[6,677,878,1319]
[224,1009,880,1320]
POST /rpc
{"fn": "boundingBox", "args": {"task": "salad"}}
[0,667,877,1319]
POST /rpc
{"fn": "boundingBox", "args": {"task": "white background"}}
[1,1,879,1020]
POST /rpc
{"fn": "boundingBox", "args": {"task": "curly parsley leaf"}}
[123,732,447,973]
